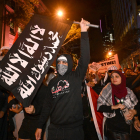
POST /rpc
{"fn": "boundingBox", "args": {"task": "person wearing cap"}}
[35,18,90,140]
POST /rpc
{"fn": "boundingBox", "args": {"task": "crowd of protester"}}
[1,18,140,140]
[85,66,140,140]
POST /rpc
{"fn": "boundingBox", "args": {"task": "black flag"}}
[0,14,72,107]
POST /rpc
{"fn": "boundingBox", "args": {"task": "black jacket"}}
[24,84,48,120]
[38,32,90,128]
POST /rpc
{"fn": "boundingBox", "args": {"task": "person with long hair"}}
[97,70,138,140]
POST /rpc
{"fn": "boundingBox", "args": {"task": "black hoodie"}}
[38,32,90,128]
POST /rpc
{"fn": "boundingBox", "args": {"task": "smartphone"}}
[12,104,16,109]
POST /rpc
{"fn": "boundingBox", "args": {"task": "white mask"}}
[57,64,68,76]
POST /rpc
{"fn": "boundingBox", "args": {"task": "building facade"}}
[0,0,50,51]
[101,15,115,54]
[111,0,139,42]
[111,0,140,69]
[100,0,115,58]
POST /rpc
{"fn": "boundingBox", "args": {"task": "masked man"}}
[35,18,90,140]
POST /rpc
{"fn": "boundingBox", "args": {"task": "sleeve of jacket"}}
[75,32,90,80]
[37,85,53,129]
[134,102,140,117]
[1,92,8,113]
[98,105,114,113]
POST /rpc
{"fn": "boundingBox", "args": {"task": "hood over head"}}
[56,54,73,75]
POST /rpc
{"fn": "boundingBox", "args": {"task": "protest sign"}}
[89,54,120,73]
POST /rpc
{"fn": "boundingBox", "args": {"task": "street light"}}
[108,51,112,56]
[57,10,63,17]
[106,51,113,59]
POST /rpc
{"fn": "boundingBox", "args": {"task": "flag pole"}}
[73,21,99,28]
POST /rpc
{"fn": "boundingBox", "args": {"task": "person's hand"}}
[80,18,90,32]
[134,117,140,131]
[9,105,23,114]
[25,105,35,114]
[0,111,4,118]
[35,128,42,140]
[111,104,125,110]
[125,109,137,120]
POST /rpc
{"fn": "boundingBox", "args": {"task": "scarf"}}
[111,70,127,105]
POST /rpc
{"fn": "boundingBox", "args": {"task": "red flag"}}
[13,32,19,44]
[86,86,104,140]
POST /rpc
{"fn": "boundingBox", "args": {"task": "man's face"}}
[57,60,68,76]
[58,60,68,66]
[125,69,132,76]
[88,72,95,79]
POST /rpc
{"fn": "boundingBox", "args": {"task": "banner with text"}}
[0,14,72,107]
[89,54,120,73]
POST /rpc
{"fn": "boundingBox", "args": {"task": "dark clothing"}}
[83,118,98,140]
[105,111,130,134]
[24,84,48,120]
[92,77,107,96]
[103,76,111,86]
[7,98,19,139]
[18,118,46,140]
[81,80,90,118]
[8,98,19,109]
[47,124,84,140]
[133,85,140,101]
[126,75,140,140]
[126,75,138,89]
[134,102,140,118]
[98,96,131,135]
[92,83,104,95]
[98,105,113,113]
[0,89,8,140]
[99,74,111,87]
[81,80,98,140]
[38,32,90,131]
[19,84,47,139]
[129,74,140,101]
[0,113,7,140]
[0,89,8,112]
[130,125,140,140]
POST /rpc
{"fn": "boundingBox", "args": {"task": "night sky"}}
[42,0,112,62]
